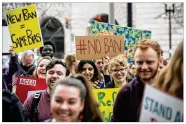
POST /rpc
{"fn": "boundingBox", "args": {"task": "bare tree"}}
[155,3,183,34]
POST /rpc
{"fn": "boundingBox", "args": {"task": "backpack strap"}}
[30,92,42,122]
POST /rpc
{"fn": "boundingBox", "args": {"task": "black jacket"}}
[14,63,36,77]
[111,76,144,122]
[3,54,19,91]
[105,79,115,88]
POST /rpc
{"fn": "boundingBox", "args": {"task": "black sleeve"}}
[8,54,19,77]
[111,85,131,122]
[103,75,111,86]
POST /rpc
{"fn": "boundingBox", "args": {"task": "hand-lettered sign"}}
[139,84,183,122]
[5,4,43,53]
[93,88,119,122]
[75,35,124,60]
[16,76,47,104]
[89,20,151,62]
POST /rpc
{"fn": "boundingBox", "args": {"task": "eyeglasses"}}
[111,68,127,73]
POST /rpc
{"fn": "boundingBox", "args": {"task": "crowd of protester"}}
[2,38,183,122]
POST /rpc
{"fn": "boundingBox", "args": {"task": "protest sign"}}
[75,35,124,60]
[5,4,43,53]
[139,84,183,122]
[89,20,151,62]
[2,26,12,53]
[27,90,45,98]
[15,76,47,103]
[93,88,119,122]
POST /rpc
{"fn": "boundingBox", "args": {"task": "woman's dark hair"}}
[46,59,70,76]
[51,75,87,101]
[77,60,99,82]
[51,74,103,122]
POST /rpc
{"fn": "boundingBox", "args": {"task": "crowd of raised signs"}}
[2,38,183,122]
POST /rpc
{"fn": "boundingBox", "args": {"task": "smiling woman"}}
[32,56,52,79]
[77,60,104,89]
[49,74,103,122]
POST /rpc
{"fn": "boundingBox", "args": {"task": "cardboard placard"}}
[5,4,43,53]
[16,76,47,104]
[139,84,183,122]
[76,35,124,60]
[93,88,119,122]
[89,20,151,62]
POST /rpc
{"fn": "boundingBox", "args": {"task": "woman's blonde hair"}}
[152,41,183,98]
[64,54,76,68]
[32,56,52,78]
[108,54,128,71]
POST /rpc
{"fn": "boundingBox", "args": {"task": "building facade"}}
[2,2,183,59]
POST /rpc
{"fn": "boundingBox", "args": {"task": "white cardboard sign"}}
[139,84,183,122]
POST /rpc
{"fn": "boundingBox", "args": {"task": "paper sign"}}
[89,20,151,62]
[93,88,119,122]
[2,26,12,53]
[139,84,183,122]
[16,76,47,103]
[5,4,43,53]
[75,35,124,60]
[27,90,45,98]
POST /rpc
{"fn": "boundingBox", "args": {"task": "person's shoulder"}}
[128,76,141,87]
[23,92,35,105]
[119,77,139,93]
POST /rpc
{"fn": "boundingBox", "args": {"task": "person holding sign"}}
[49,74,103,122]
[105,54,128,88]
[111,39,163,122]
[140,42,183,122]
[77,60,104,89]
[12,50,36,93]
[3,46,19,91]
[12,56,52,104]
[152,41,183,99]
[12,56,52,93]
[23,60,69,121]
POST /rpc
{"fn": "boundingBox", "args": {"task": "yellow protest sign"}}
[6,4,43,53]
[93,88,119,122]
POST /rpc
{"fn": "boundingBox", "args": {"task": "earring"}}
[79,114,84,120]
